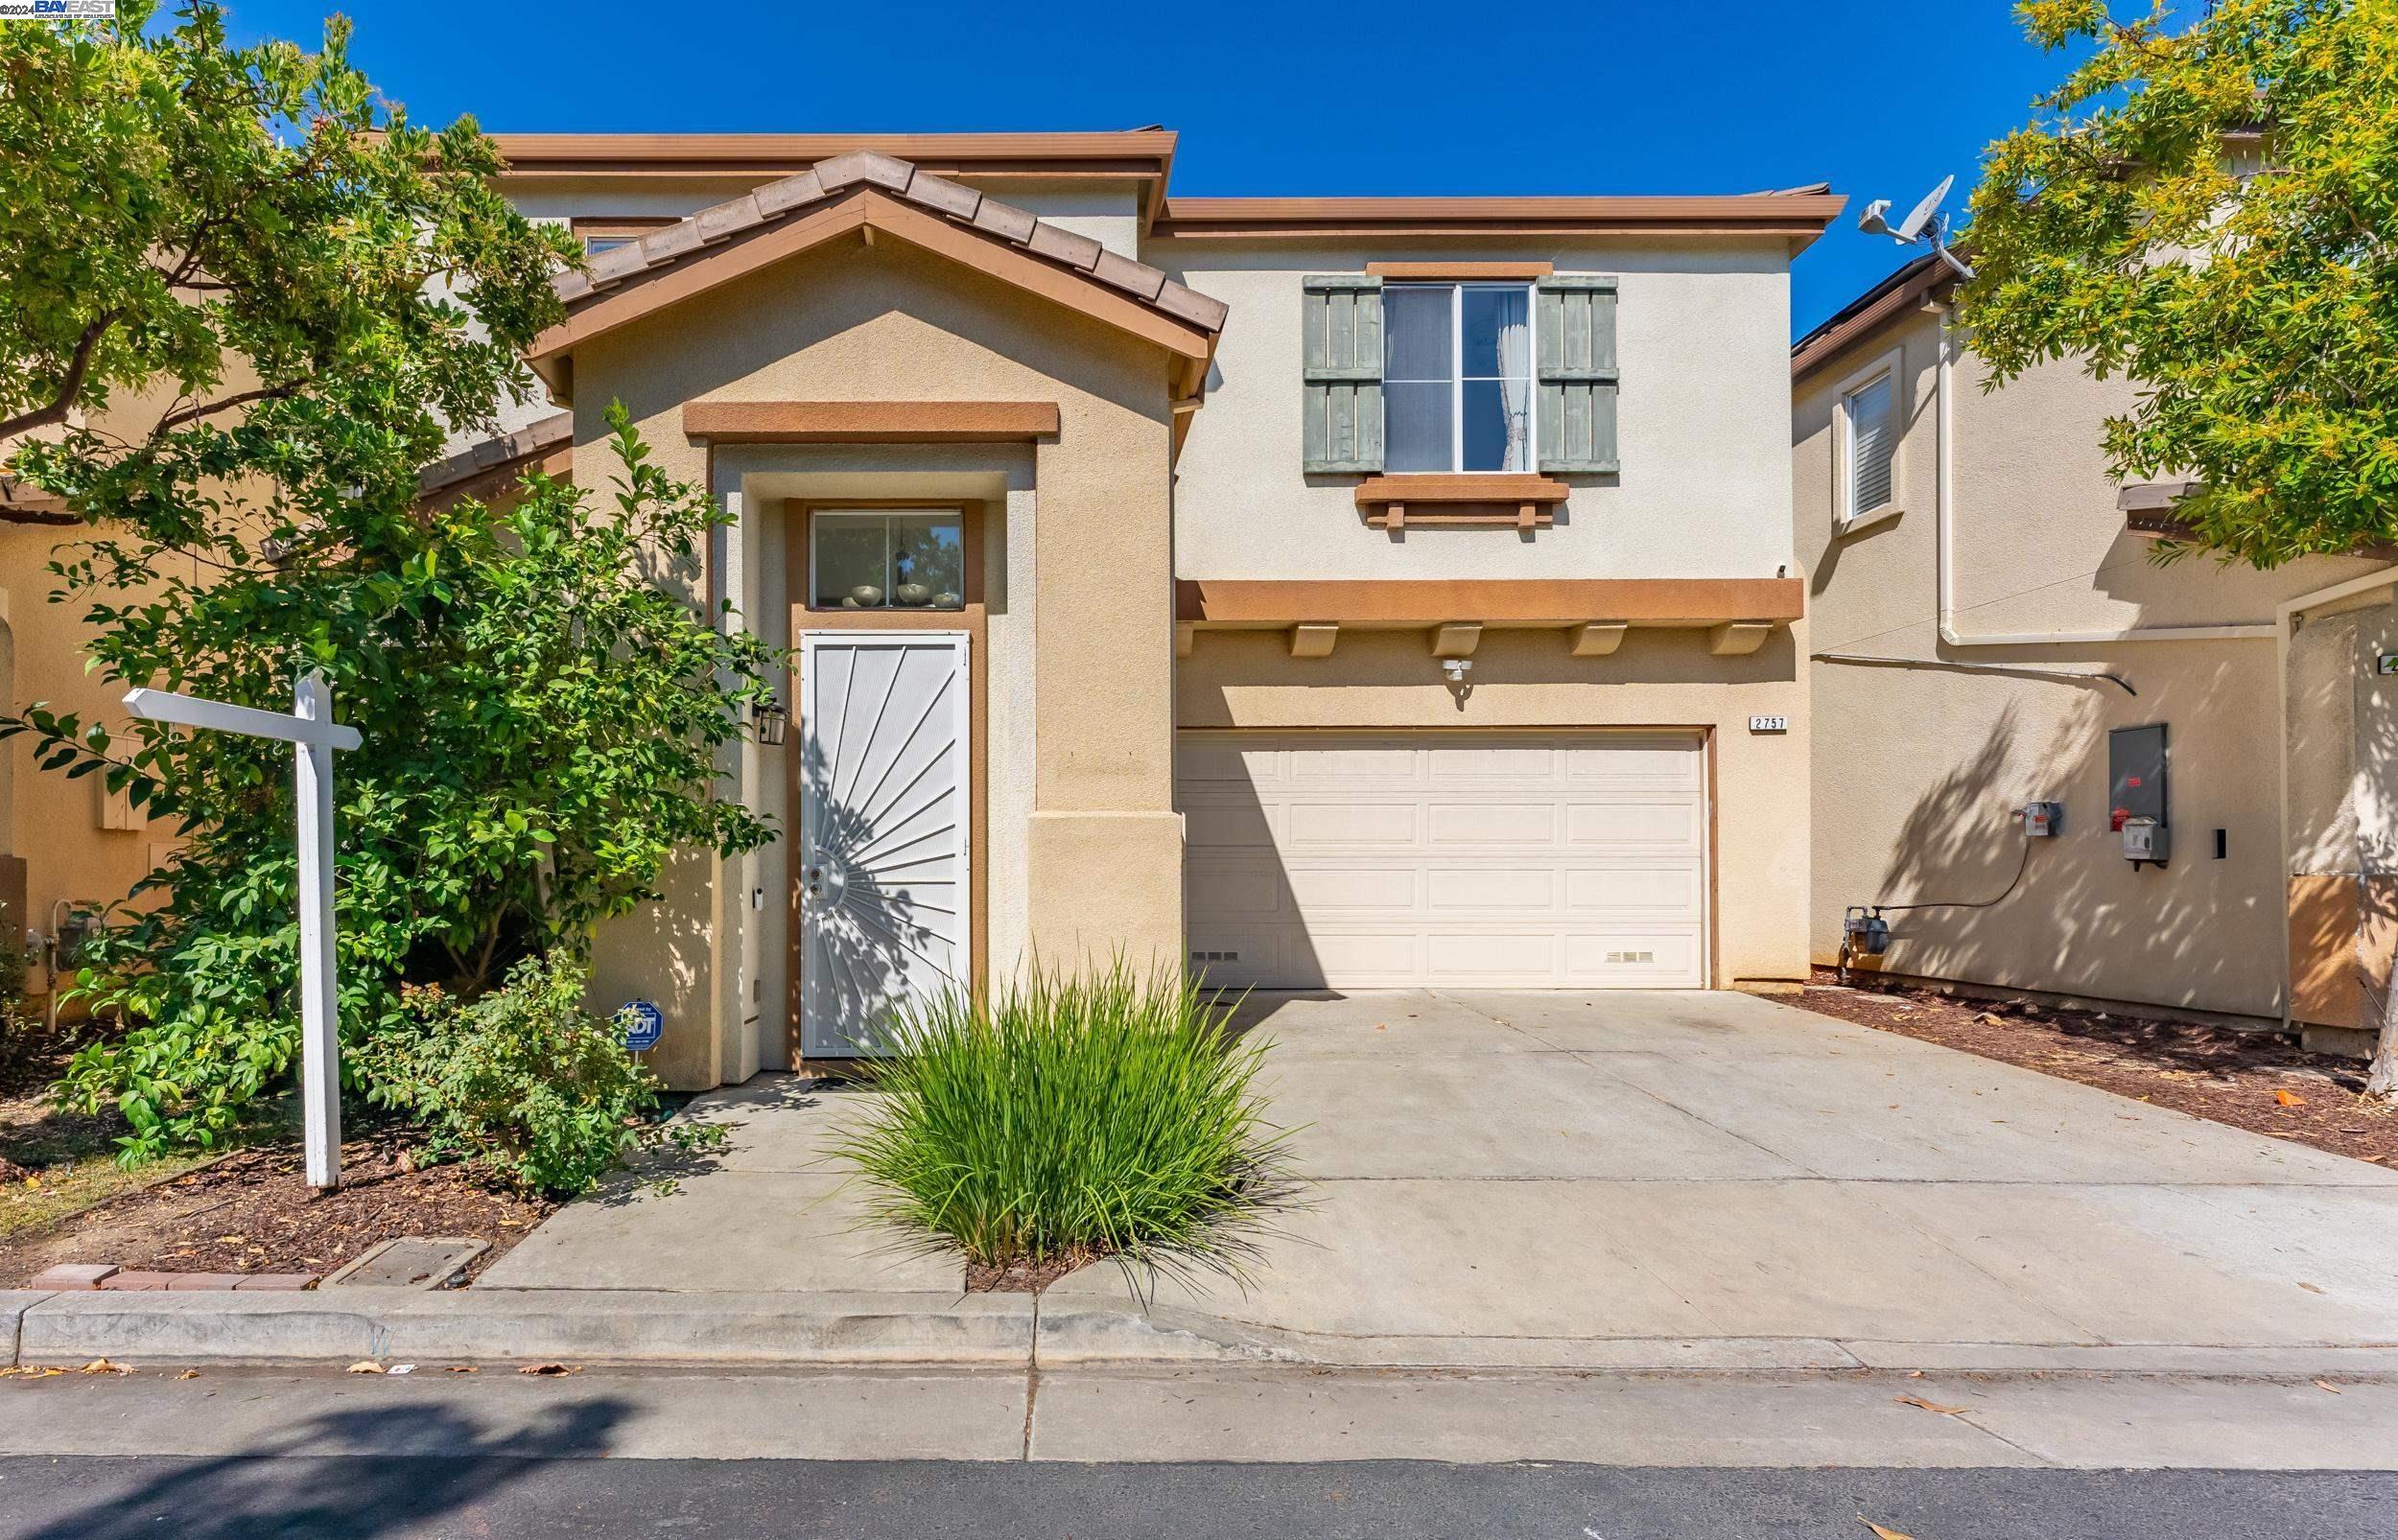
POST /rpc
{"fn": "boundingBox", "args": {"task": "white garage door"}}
[1179,731,1708,990]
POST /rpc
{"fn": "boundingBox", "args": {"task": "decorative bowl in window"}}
[846,584,884,608]
[894,582,932,607]
[932,591,961,609]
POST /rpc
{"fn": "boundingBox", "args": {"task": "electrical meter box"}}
[2020,802,2062,837]
[2109,724,2169,865]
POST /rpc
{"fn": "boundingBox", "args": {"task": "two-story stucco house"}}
[1795,253,2398,1053]
[477,130,1840,1086]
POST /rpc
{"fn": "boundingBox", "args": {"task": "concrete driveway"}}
[482,990,2398,1370]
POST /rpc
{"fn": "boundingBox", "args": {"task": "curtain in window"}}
[1495,299,1531,472]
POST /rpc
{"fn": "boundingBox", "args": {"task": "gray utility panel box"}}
[2109,724,2170,866]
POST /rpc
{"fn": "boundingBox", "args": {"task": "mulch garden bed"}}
[0,1127,554,1289]
[1,1029,553,1290]
[1788,968,2398,1169]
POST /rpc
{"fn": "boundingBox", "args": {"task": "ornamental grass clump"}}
[835,963,1297,1289]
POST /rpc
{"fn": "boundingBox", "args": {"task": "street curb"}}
[13,1288,1038,1367]
[16,1287,2398,1377]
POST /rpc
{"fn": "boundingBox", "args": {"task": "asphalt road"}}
[2,1458,2394,1539]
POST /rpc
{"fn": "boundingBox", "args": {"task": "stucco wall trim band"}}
[1174,578,1804,626]
[683,401,1061,444]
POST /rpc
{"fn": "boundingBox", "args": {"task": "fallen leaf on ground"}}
[80,1359,129,1375]
[2276,1089,2306,1108]
[1894,1394,1970,1416]
[345,1361,385,1375]
[446,1365,479,1374]
[2316,1379,2342,1394]
[1862,1522,1916,1540]
[2298,1282,2327,1295]
[517,1363,579,1376]
[176,1369,200,1381]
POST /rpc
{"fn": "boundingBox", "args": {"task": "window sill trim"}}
[1353,474,1570,507]
[1835,503,1904,539]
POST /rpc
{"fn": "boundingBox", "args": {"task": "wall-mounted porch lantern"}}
[753,699,788,747]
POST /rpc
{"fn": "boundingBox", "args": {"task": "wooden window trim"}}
[1365,261,1554,280]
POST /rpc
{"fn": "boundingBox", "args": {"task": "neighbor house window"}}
[571,217,677,257]
[1383,283,1535,473]
[811,510,966,610]
[1837,351,1901,525]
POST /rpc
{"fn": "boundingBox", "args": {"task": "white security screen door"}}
[798,632,972,1056]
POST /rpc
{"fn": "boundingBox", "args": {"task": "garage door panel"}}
[1565,802,1700,847]
[1287,865,1419,911]
[1187,857,1286,915]
[1566,740,1704,785]
[1427,932,1557,977]
[1288,801,1418,847]
[1184,800,1278,849]
[1564,867,1700,914]
[1427,744,1556,780]
[1427,802,1557,845]
[1289,746,1418,783]
[1564,933,1703,984]
[1180,732,1706,990]
[1428,867,1557,911]
[1181,743,1282,784]
[1306,932,1418,978]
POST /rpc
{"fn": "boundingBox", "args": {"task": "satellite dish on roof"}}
[1893,175,1955,242]
[1857,174,1974,281]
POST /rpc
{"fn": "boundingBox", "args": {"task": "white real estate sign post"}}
[123,670,362,1190]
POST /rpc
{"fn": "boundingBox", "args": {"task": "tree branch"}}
[0,312,118,440]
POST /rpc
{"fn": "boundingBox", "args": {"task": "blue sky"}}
[223,0,2084,337]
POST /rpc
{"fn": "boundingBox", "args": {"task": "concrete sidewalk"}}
[17,989,2398,1375]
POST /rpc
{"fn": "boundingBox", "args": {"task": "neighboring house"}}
[481,130,1840,1086]
[1794,254,2398,1052]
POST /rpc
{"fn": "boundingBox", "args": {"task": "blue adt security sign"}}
[622,1000,665,1053]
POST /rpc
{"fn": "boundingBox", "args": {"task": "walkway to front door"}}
[482,990,2398,1364]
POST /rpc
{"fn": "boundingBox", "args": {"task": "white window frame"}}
[806,507,966,611]
[1833,345,1906,534]
[1383,281,1538,475]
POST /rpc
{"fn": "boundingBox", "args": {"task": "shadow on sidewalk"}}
[17,1395,635,1540]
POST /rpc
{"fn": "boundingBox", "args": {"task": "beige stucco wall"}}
[564,232,1181,1085]
[1159,239,1798,582]
[1797,302,2385,1017]
[1176,623,1811,985]
[0,526,178,980]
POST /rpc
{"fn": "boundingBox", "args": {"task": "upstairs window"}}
[1383,283,1535,473]
[1838,353,1901,525]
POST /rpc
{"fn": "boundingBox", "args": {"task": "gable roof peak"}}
[548,151,1228,335]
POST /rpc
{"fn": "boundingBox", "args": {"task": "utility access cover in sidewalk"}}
[321,1237,487,1289]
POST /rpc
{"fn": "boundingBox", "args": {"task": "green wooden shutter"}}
[1536,275,1619,474]
[1302,274,1384,473]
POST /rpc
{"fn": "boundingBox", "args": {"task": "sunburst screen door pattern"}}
[798,631,972,1056]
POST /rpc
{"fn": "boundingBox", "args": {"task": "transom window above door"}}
[810,509,965,610]
[1383,283,1535,473]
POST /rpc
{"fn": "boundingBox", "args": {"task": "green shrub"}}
[357,952,723,1197]
[833,963,1298,1286]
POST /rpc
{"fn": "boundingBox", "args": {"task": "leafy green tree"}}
[0,5,779,1160]
[1964,0,2398,569]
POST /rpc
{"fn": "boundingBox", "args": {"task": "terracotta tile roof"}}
[0,476,74,525]
[550,151,1229,335]
[418,411,575,497]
